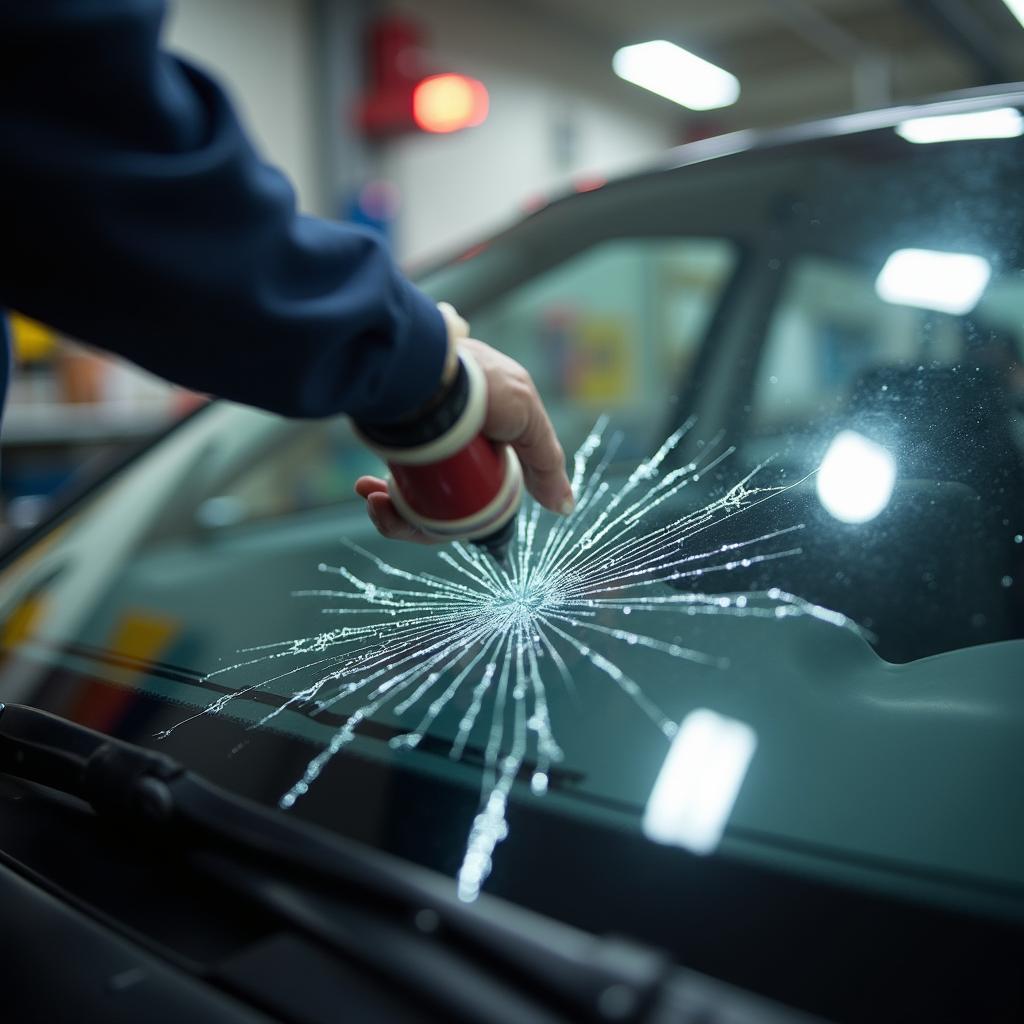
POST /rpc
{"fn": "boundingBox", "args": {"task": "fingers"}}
[366,493,437,543]
[461,339,574,514]
[353,332,574,549]
[508,393,573,514]
[354,475,388,499]
[354,477,439,544]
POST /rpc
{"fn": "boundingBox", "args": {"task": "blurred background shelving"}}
[1,313,201,538]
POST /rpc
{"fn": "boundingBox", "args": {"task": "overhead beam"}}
[904,0,1014,84]
[768,0,876,62]
[761,0,892,108]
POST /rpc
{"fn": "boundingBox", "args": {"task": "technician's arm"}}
[0,0,445,422]
[0,0,573,522]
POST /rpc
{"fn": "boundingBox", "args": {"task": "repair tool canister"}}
[354,351,523,547]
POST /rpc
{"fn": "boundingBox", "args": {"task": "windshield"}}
[2,109,1023,943]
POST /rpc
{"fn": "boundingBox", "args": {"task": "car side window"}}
[751,256,1024,436]
[470,238,735,454]
[193,416,384,531]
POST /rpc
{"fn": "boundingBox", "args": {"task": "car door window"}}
[471,238,735,454]
[192,417,384,531]
[752,255,1024,436]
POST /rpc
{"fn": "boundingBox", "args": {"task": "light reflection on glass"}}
[816,430,896,525]
[896,108,1024,144]
[642,709,757,855]
[875,248,991,315]
[1002,0,1024,30]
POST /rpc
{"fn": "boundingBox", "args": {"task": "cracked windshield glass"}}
[1,124,1022,918]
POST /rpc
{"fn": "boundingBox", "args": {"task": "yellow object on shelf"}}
[574,316,633,405]
[9,313,57,363]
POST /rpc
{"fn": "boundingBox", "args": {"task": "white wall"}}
[165,0,321,213]
[383,0,679,266]
[162,0,679,262]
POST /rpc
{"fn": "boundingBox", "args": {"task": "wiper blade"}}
[0,702,671,1024]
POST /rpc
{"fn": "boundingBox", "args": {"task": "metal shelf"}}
[1,402,176,445]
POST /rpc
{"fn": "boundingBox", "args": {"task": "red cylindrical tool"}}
[356,350,523,561]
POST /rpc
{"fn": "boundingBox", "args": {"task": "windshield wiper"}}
[0,701,674,1024]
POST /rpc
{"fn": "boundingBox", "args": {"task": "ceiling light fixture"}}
[896,107,1024,143]
[612,40,740,111]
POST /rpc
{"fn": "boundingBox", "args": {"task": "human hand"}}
[356,310,574,543]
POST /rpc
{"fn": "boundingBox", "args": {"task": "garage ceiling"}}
[517,0,1024,131]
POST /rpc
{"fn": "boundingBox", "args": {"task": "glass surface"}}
[470,237,735,453]
[2,112,1024,939]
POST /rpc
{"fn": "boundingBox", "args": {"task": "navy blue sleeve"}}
[0,0,447,421]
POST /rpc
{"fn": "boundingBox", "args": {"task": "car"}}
[2,83,1024,1024]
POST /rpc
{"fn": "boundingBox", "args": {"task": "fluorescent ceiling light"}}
[643,708,756,855]
[816,431,896,525]
[1002,0,1024,29]
[612,40,739,111]
[875,248,991,315]
[896,108,1024,143]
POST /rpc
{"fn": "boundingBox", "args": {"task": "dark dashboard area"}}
[2,686,1024,1024]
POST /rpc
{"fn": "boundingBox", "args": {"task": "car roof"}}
[622,81,1024,183]
[413,82,1024,277]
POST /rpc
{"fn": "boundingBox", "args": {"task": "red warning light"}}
[413,74,489,134]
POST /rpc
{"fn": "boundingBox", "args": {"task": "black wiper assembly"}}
[0,702,820,1024]
[0,702,667,1023]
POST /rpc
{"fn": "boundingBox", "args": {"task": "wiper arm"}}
[0,700,182,817]
[0,702,671,1024]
